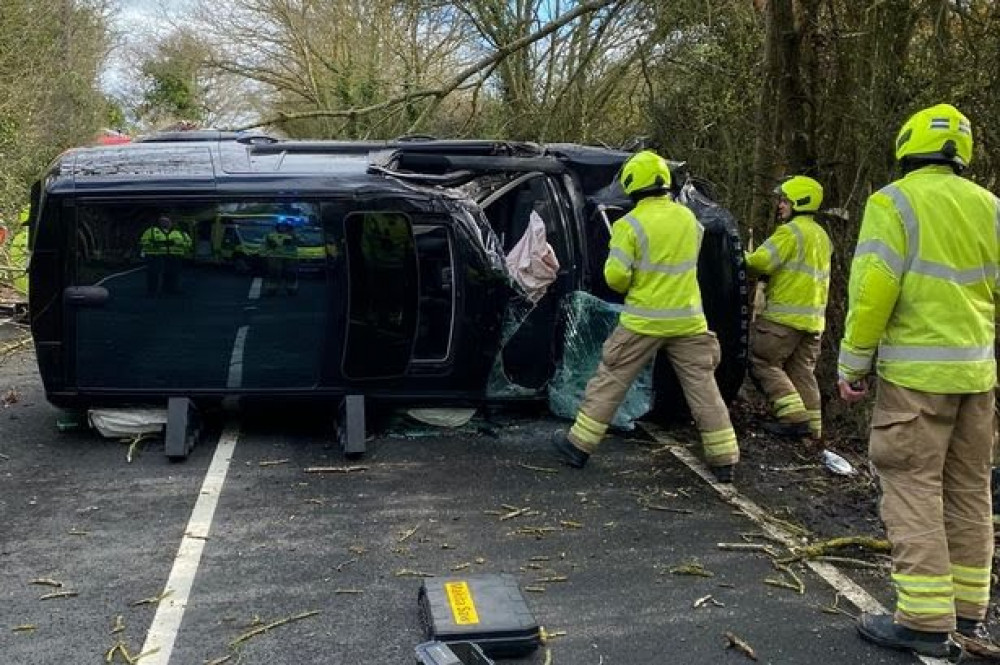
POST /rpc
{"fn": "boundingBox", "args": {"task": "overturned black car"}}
[27,132,748,455]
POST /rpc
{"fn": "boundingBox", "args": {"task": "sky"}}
[101,0,190,95]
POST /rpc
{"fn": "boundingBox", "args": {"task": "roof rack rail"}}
[235,133,281,145]
[249,140,391,155]
[134,129,255,143]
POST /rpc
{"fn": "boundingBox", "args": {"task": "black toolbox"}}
[414,641,494,665]
[418,574,541,658]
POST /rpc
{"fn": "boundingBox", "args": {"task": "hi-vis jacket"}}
[264,231,298,259]
[839,165,1000,393]
[746,215,832,333]
[604,196,707,337]
[139,227,191,257]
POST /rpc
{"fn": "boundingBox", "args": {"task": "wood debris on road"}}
[398,525,420,542]
[2,386,19,407]
[517,463,559,474]
[29,578,64,588]
[395,569,435,578]
[304,466,368,474]
[229,610,321,648]
[724,631,758,661]
[104,640,158,664]
[500,506,531,521]
[693,594,725,609]
[39,590,78,600]
[718,542,780,558]
[132,590,172,607]
[668,560,715,578]
[781,536,890,564]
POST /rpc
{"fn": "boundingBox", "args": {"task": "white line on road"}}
[226,326,249,389]
[639,423,951,665]
[248,277,262,300]
[139,424,240,665]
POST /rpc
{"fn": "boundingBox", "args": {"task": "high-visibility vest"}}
[10,226,28,295]
[839,165,1000,393]
[263,232,298,258]
[746,215,832,333]
[140,227,191,257]
[604,196,707,337]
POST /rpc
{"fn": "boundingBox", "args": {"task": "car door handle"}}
[63,286,109,307]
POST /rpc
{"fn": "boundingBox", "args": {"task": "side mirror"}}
[63,285,110,307]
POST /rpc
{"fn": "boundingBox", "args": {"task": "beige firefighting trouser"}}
[749,318,822,437]
[568,326,739,467]
[870,379,994,632]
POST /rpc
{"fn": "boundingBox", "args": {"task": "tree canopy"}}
[6,1,1000,402]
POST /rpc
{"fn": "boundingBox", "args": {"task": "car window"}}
[71,200,327,390]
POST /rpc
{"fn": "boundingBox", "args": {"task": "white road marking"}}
[139,424,240,665]
[248,277,262,300]
[226,326,249,389]
[95,266,147,286]
[639,423,951,665]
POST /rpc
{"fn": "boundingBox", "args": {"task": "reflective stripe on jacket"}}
[603,196,707,337]
[140,227,191,256]
[839,165,1000,393]
[746,215,832,333]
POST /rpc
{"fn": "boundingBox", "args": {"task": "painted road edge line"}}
[639,423,951,665]
[248,277,262,300]
[140,423,240,665]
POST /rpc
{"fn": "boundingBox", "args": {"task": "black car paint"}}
[28,136,748,417]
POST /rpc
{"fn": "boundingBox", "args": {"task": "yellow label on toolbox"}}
[445,581,480,625]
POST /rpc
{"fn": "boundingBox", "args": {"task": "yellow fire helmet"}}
[894,103,973,169]
[774,175,823,213]
[619,150,672,197]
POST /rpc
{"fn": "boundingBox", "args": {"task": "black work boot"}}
[711,464,734,484]
[956,617,994,644]
[762,420,810,439]
[857,613,961,658]
[551,432,589,469]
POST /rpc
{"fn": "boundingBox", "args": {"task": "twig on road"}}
[229,610,321,648]
[724,631,758,661]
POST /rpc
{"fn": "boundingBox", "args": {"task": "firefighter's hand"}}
[837,378,868,404]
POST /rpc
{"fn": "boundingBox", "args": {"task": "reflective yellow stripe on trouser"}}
[806,409,821,438]
[893,573,955,618]
[952,563,991,617]
[569,412,608,454]
[773,392,807,420]
[702,427,739,467]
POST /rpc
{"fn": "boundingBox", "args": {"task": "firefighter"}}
[839,103,998,657]
[10,207,30,296]
[552,150,739,482]
[139,215,191,294]
[746,176,832,439]
[262,219,299,296]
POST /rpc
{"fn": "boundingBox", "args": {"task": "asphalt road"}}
[0,334,921,665]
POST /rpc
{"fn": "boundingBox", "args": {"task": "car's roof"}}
[42,134,630,197]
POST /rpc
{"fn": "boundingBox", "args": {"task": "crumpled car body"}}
[27,132,748,418]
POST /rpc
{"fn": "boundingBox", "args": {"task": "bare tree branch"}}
[232,0,621,131]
